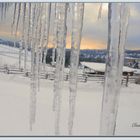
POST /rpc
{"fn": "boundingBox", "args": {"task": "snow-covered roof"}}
[125,57,140,60]
[81,62,135,73]
[133,69,140,74]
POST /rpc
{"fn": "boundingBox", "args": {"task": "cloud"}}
[0,3,140,50]
[83,3,140,50]
[125,3,140,49]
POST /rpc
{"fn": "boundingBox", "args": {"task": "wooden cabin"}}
[81,62,134,76]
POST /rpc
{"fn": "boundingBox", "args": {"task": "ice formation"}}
[68,3,84,135]
[53,3,67,135]
[100,3,130,136]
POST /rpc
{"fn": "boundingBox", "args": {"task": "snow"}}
[81,62,135,73]
[134,69,140,74]
[125,57,140,60]
[0,45,139,135]
[0,44,31,68]
[0,72,139,135]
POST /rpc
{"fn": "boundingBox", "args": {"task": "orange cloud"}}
[65,36,106,50]
[48,36,106,50]
[80,37,106,50]
[0,30,21,39]
[0,31,106,50]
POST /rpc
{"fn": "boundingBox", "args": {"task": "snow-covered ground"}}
[0,73,140,136]
[0,44,31,69]
[0,44,140,136]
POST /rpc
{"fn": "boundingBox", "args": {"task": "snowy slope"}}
[0,44,31,69]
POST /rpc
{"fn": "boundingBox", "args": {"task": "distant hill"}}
[0,38,20,48]
[0,38,140,66]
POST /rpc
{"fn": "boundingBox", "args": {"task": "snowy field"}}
[0,73,140,136]
[0,45,140,136]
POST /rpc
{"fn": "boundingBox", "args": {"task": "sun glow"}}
[48,36,106,50]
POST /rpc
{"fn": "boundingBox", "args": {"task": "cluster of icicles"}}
[0,3,129,136]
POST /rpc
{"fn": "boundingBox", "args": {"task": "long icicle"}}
[53,3,67,135]
[21,3,28,74]
[42,3,51,71]
[27,3,31,48]
[29,3,39,131]
[0,3,11,21]
[52,3,59,111]
[11,3,17,35]
[36,3,45,92]
[11,3,22,69]
[0,3,3,20]
[31,3,42,93]
[100,3,129,136]
[16,3,22,70]
[35,4,46,79]
[68,3,84,135]
[15,3,21,34]
[52,3,57,66]
[26,3,32,72]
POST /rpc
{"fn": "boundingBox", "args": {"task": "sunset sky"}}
[0,3,140,50]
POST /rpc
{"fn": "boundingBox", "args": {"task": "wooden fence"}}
[0,65,138,86]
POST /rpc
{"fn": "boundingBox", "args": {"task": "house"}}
[124,57,140,68]
[81,62,135,76]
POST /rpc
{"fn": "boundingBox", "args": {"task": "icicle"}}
[42,3,51,71]
[100,3,129,136]
[0,3,4,20]
[26,3,32,65]
[29,2,51,130]
[13,3,22,69]
[10,3,22,68]
[27,3,31,45]
[21,3,28,74]
[0,3,5,20]
[39,3,48,91]
[15,3,21,34]
[0,3,10,21]
[52,3,57,66]
[53,3,67,135]
[52,3,59,111]
[30,3,45,130]
[4,3,7,18]
[52,47,56,66]
[37,46,42,92]
[36,3,43,91]
[98,3,102,20]
[29,3,39,131]
[11,3,17,35]
[68,3,84,135]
